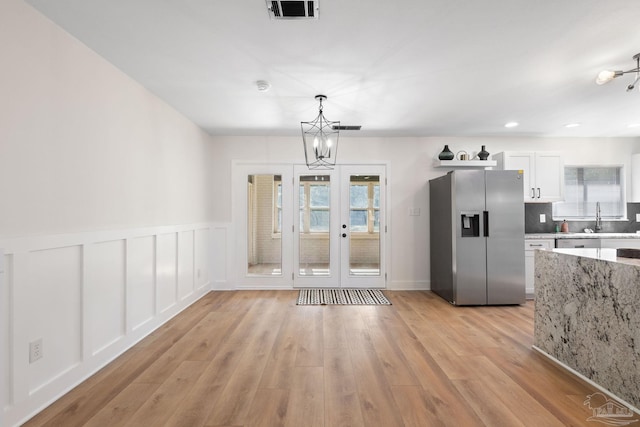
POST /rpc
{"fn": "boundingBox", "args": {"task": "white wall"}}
[209,135,640,290]
[0,0,214,239]
[0,1,217,425]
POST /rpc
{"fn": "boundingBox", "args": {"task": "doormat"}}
[296,289,391,305]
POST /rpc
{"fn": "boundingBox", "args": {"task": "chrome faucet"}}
[595,202,602,232]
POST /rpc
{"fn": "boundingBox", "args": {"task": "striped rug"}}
[296,289,391,305]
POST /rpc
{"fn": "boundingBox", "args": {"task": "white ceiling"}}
[25,0,640,138]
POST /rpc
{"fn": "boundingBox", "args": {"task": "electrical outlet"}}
[409,208,420,216]
[539,214,546,223]
[29,338,43,363]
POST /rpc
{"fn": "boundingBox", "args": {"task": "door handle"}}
[342,233,347,238]
[483,211,489,237]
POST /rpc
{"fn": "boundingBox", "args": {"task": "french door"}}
[293,164,385,288]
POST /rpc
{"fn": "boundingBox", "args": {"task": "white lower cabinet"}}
[524,239,554,298]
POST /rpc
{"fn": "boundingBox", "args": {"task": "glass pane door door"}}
[340,165,386,288]
[293,166,340,287]
[293,164,386,289]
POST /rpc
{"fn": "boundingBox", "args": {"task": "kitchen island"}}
[533,248,640,411]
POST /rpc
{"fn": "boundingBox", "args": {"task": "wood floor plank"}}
[324,348,365,427]
[245,388,290,427]
[204,309,285,426]
[348,345,405,427]
[283,367,324,427]
[322,305,349,350]
[452,379,527,427]
[82,383,159,427]
[293,306,324,367]
[368,328,420,386]
[23,290,638,427]
[123,360,206,427]
[257,310,301,390]
[390,385,448,427]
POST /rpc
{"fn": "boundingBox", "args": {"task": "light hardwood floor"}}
[23,290,639,426]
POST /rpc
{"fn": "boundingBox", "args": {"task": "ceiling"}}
[25,0,640,138]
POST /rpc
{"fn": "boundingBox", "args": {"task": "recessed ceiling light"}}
[504,122,519,128]
[628,123,640,128]
[564,123,581,128]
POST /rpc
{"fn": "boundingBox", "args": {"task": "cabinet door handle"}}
[536,188,541,198]
[530,188,535,199]
[529,244,543,247]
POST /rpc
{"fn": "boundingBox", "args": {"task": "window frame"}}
[350,181,380,235]
[299,180,331,234]
[552,164,627,221]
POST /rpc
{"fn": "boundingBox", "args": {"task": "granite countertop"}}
[526,232,640,239]
[552,247,640,267]
[534,248,640,409]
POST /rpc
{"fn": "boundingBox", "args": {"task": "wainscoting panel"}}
[26,246,83,395]
[127,236,156,331]
[195,228,209,289]
[178,230,195,300]
[87,240,126,356]
[0,223,215,427]
[156,233,178,313]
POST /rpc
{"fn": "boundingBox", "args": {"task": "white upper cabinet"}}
[493,151,564,202]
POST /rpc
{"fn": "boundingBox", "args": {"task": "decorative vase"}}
[438,145,454,160]
[478,145,490,160]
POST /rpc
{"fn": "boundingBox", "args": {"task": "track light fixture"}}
[301,95,340,170]
[596,53,640,92]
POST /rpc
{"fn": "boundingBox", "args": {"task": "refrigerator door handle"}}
[483,211,489,237]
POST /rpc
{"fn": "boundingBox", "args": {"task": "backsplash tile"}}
[524,202,640,234]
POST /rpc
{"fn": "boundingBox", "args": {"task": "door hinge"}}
[385,225,387,233]
[292,272,294,280]
[385,272,387,281]
[292,225,294,232]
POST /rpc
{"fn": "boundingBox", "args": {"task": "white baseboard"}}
[387,280,429,291]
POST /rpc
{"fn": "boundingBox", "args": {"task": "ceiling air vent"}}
[267,1,318,20]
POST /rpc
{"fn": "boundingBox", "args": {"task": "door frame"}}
[231,161,390,289]
[338,164,386,289]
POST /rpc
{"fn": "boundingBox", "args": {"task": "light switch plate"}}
[539,214,546,223]
[409,208,420,216]
[636,213,640,222]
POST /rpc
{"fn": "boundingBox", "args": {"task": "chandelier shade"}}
[301,95,339,170]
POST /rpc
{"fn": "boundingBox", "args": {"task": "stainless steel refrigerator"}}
[429,170,525,305]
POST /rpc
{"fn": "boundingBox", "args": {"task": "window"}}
[553,166,625,220]
[299,177,330,233]
[350,177,380,233]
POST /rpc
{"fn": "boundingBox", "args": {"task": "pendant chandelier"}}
[301,95,339,170]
